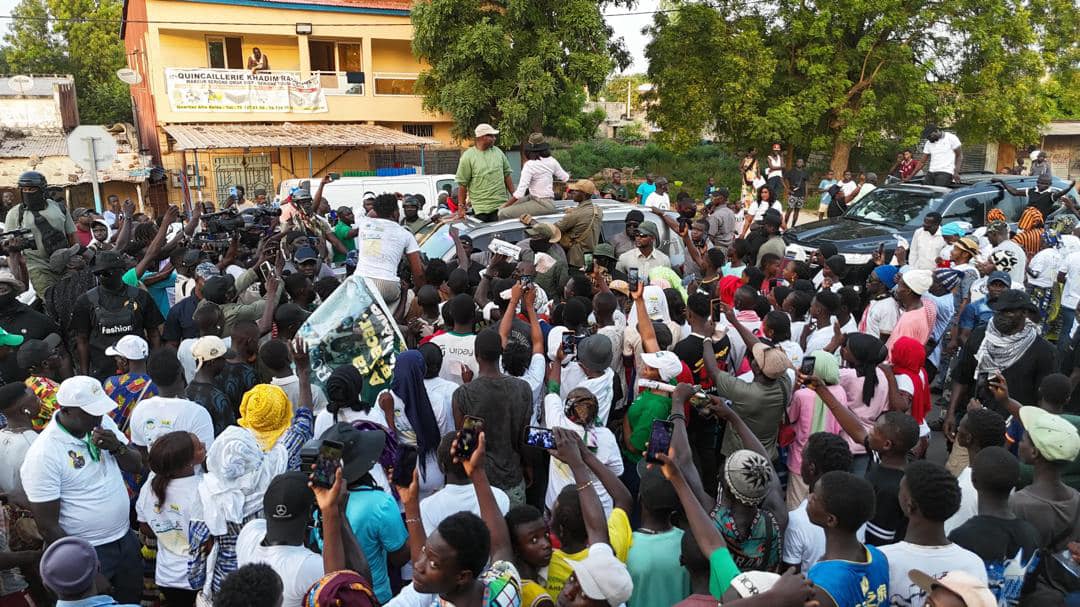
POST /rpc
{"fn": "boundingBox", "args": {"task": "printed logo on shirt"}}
[67,450,85,469]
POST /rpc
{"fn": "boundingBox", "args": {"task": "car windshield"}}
[418,223,457,260]
[845,189,943,227]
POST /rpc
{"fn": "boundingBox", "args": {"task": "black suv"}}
[785,174,1078,266]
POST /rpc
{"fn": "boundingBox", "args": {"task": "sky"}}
[0,0,656,73]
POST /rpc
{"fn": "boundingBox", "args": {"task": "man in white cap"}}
[20,375,144,604]
[186,335,236,435]
[455,123,514,222]
[102,334,158,431]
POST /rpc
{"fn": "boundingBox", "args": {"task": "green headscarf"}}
[809,350,840,434]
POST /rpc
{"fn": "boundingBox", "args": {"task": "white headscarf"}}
[194,426,289,535]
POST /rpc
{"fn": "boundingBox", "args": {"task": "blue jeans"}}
[93,530,143,605]
[1058,306,1076,352]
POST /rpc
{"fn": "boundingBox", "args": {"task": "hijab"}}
[390,350,441,480]
[844,333,888,405]
[809,350,840,433]
[196,426,288,535]
[890,336,930,424]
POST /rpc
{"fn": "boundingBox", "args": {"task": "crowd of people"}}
[0,120,1077,607]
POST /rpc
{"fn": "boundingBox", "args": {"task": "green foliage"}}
[601,73,647,113]
[2,0,132,125]
[615,122,645,143]
[645,0,1064,164]
[411,0,632,144]
[553,140,741,197]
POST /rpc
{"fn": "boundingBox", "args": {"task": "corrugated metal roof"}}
[258,0,411,10]
[0,130,68,158]
[1043,121,1080,137]
[163,123,438,149]
[0,76,75,97]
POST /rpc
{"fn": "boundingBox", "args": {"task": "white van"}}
[277,174,456,217]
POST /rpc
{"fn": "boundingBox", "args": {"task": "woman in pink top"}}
[885,269,937,350]
[785,350,845,508]
[836,334,895,477]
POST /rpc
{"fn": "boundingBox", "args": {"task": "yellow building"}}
[121,0,458,209]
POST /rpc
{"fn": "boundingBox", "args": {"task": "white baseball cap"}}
[641,351,683,382]
[474,123,499,137]
[565,543,633,606]
[56,376,118,416]
[192,335,234,370]
[104,335,149,361]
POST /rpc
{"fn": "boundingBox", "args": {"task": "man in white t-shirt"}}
[1060,242,1080,345]
[783,433,862,572]
[354,193,426,307]
[20,376,147,604]
[880,461,987,607]
[428,294,479,385]
[912,124,963,187]
[983,220,1027,286]
[643,177,671,211]
[236,472,335,607]
[419,432,510,536]
[130,347,216,455]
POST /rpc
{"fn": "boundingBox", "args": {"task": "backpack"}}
[86,287,140,351]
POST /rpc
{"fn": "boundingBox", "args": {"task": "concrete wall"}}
[1042,134,1080,180]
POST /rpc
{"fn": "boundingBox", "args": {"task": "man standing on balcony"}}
[456,123,514,222]
[247,47,269,73]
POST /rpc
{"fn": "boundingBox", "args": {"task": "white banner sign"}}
[165,68,328,113]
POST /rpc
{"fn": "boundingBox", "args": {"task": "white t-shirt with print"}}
[236,518,324,607]
[1063,251,1080,312]
[353,217,420,282]
[20,415,130,545]
[1027,248,1062,289]
[129,396,216,452]
[880,541,987,607]
[922,132,963,174]
[542,394,623,516]
[644,192,671,211]
[136,475,201,589]
[428,332,478,386]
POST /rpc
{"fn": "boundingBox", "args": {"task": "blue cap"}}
[987,270,1011,287]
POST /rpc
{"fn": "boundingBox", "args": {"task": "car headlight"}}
[842,253,872,265]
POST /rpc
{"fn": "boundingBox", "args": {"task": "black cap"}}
[319,423,386,485]
[990,289,1038,313]
[202,275,235,305]
[275,303,311,327]
[17,333,61,370]
[90,250,126,273]
[262,471,314,523]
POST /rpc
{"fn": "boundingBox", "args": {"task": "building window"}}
[403,124,433,138]
[207,36,243,69]
[374,74,418,96]
[337,43,363,72]
[309,40,336,72]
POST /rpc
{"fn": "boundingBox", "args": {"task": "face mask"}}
[21,188,45,210]
[98,269,125,290]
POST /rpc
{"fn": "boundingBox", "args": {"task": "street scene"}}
[0,0,1076,606]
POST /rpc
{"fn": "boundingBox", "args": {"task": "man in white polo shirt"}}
[20,375,146,604]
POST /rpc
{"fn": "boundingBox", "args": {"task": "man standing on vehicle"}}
[910,124,963,186]
[4,171,76,295]
[990,174,1076,217]
[455,123,514,222]
[550,180,603,268]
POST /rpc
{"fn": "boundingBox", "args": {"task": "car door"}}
[941,190,1001,227]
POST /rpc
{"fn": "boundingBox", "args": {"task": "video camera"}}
[0,228,34,252]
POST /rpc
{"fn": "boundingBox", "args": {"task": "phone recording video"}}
[645,420,674,464]
[392,446,418,488]
[459,416,484,458]
[310,440,343,488]
[628,267,640,292]
[799,355,817,377]
[561,333,576,356]
[524,426,556,450]
[519,274,533,288]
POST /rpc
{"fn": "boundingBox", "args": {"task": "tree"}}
[3,0,68,76]
[2,0,131,125]
[601,73,648,115]
[644,0,1058,172]
[644,5,775,150]
[411,0,632,145]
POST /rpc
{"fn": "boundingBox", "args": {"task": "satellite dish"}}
[7,75,33,95]
[116,68,141,85]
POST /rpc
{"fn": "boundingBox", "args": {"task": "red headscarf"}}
[890,336,931,424]
[718,275,741,306]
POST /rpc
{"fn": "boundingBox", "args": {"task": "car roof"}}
[430,199,638,235]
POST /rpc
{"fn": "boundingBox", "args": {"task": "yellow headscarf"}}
[238,384,293,452]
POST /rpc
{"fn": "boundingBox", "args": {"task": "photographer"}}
[281,187,347,259]
[3,171,76,294]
